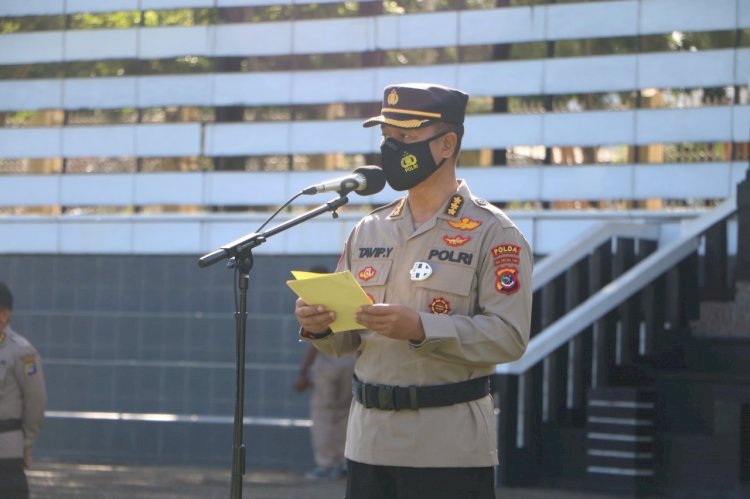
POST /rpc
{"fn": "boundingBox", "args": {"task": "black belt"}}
[352,375,490,411]
[0,419,21,433]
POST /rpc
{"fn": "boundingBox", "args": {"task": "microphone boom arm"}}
[198,194,350,268]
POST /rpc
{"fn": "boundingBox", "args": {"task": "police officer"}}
[0,282,47,499]
[295,83,533,499]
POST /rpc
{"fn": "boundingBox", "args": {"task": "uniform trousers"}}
[0,458,29,499]
[345,459,495,499]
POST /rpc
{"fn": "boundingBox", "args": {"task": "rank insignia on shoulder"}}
[429,297,451,315]
[445,195,463,217]
[443,234,470,247]
[22,354,37,375]
[495,267,520,295]
[389,198,406,218]
[447,217,481,231]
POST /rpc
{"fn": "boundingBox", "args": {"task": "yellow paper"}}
[286,270,371,333]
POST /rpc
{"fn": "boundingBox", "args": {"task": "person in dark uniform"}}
[294,83,533,499]
[0,282,47,499]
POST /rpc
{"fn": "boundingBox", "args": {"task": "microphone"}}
[301,166,386,196]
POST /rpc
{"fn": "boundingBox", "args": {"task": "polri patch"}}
[495,267,520,295]
[22,354,37,375]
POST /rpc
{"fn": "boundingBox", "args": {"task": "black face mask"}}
[380,131,449,191]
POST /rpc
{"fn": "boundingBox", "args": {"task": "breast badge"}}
[409,262,433,281]
[358,265,376,281]
[429,297,451,314]
[443,234,470,247]
[447,217,481,231]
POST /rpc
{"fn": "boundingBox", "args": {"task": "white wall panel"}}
[374,66,460,94]
[58,222,133,253]
[213,24,291,56]
[132,221,202,254]
[376,12,458,50]
[534,218,600,255]
[0,222,59,253]
[134,172,204,205]
[61,126,136,157]
[0,128,61,158]
[0,32,63,64]
[738,49,750,86]
[460,61,544,97]
[544,55,636,94]
[290,69,375,104]
[0,0,64,16]
[289,120,375,155]
[137,75,213,108]
[205,122,290,156]
[0,80,62,112]
[544,111,634,147]
[732,105,750,142]
[638,50,736,89]
[65,29,138,61]
[212,73,291,106]
[66,0,138,13]
[540,165,632,201]
[547,1,637,40]
[5,162,742,208]
[0,176,59,207]
[2,5,748,65]
[142,0,213,8]
[294,18,375,54]
[60,174,134,206]
[138,26,212,59]
[633,163,731,199]
[464,114,543,149]
[459,6,546,46]
[640,0,739,35]
[64,77,137,110]
[636,107,732,145]
[135,124,202,157]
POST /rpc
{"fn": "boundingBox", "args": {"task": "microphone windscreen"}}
[354,166,386,196]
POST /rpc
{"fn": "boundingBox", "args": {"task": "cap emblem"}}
[387,89,399,106]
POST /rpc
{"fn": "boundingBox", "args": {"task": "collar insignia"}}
[445,195,463,217]
[389,198,406,218]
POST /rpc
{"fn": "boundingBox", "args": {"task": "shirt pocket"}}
[414,262,475,316]
[351,258,393,304]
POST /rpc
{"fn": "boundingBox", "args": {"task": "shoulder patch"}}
[22,354,38,375]
[368,198,403,217]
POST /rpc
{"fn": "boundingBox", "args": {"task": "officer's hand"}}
[23,446,32,469]
[356,304,425,342]
[295,298,335,335]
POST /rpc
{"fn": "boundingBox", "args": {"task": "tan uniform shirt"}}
[0,326,47,459]
[307,180,533,468]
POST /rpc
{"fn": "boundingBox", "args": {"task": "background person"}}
[293,265,355,480]
[0,282,47,499]
[294,83,533,499]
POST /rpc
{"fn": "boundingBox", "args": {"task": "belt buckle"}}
[377,385,395,410]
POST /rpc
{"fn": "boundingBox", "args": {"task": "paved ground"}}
[27,461,632,499]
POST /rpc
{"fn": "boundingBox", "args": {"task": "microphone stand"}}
[197,194,351,499]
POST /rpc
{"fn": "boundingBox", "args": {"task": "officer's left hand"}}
[356,304,425,342]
